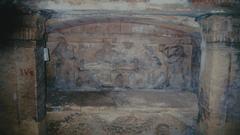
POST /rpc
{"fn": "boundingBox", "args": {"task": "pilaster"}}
[0,13,47,135]
[198,15,240,135]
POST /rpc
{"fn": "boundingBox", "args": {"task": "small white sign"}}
[44,48,50,61]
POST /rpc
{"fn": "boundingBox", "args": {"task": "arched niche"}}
[46,16,201,91]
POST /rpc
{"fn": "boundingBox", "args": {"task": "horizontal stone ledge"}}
[46,37,194,45]
[46,42,194,47]
[46,90,198,112]
[192,0,240,5]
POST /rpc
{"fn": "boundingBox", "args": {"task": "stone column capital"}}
[10,14,46,41]
[198,15,240,45]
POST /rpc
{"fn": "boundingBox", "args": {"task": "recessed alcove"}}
[45,16,202,135]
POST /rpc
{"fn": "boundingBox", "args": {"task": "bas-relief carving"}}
[47,112,195,135]
[47,22,193,91]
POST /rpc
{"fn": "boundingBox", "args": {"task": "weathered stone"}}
[0,14,47,135]
[2,1,240,135]
[47,19,199,91]
[46,90,198,135]
[198,15,240,135]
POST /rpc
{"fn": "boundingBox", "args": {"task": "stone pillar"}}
[0,14,47,135]
[198,15,240,135]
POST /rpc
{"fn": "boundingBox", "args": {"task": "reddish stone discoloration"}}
[20,68,34,76]
[0,14,47,135]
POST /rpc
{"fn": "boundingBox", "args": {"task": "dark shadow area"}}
[0,1,23,47]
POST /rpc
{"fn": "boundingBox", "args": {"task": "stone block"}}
[120,23,133,33]
[84,24,97,33]
[107,22,121,33]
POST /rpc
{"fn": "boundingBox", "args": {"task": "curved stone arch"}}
[46,16,199,36]
[46,14,202,91]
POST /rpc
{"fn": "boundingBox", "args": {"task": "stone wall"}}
[0,13,47,135]
[46,18,200,91]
